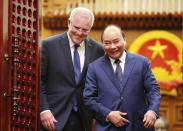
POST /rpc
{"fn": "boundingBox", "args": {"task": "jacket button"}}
[120,97,123,100]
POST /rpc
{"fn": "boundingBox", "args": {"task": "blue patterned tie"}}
[115,59,123,88]
[74,44,81,84]
[73,44,81,111]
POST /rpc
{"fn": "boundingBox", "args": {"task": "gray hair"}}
[69,7,95,27]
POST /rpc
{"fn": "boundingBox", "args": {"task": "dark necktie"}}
[73,44,81,111]
[74,44,81,84]
[115,59,123,87]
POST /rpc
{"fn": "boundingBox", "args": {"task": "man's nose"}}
[110,43,117,49]
[77,29,83,35]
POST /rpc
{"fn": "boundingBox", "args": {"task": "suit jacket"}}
[83,51,161,131]
[41,32,104,131]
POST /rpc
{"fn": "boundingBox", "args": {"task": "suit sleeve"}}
[40,40,50,112]
[143,57,161,116]
[83,64,111,122]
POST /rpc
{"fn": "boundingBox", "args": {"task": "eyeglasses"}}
[71,23,90,34]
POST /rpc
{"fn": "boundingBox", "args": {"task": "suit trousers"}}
[63,110,84,131]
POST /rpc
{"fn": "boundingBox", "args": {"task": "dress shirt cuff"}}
[106,115,109,122]
[106,111,112,122]
[149,110,158,118]
[40,110,51,115]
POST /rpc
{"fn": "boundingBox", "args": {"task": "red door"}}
[0,0,41,130]
[0,0,11,130]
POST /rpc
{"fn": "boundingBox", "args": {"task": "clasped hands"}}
[107,110,156,128]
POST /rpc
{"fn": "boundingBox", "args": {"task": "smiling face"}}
[68,13,91,44]
[102,26,126,59]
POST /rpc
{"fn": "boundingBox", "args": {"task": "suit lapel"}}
[83,39,92,70]
[102,55,121,91]
[121,51,136,92]
[59,33,75,84]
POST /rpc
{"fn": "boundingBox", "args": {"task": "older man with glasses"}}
[40,7,104,131]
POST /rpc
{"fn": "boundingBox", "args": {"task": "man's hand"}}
[40,111,58,131]
[107,111,130,127]
[143,110,157,128]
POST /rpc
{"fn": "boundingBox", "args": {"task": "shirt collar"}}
[67,32,85,49]
[109,50,126,64]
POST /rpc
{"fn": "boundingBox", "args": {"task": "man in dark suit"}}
[40,7,104,131]
[83,25,161,131]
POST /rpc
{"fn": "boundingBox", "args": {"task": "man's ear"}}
[122,38,126,46]
[68,19,71,26]
[124,40,126,46]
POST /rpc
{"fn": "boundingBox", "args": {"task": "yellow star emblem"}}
[148,40,167,59]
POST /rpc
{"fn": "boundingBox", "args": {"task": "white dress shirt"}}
[109,51,126,73]
[67,32,85,72]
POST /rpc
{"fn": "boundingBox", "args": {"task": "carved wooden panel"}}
[43,13,183,29]
[10,0,40,130]
[0,0,41,130]
[42,0,183,29]
[159,86,183,131]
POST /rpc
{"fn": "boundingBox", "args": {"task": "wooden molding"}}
[43,12,183,29]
